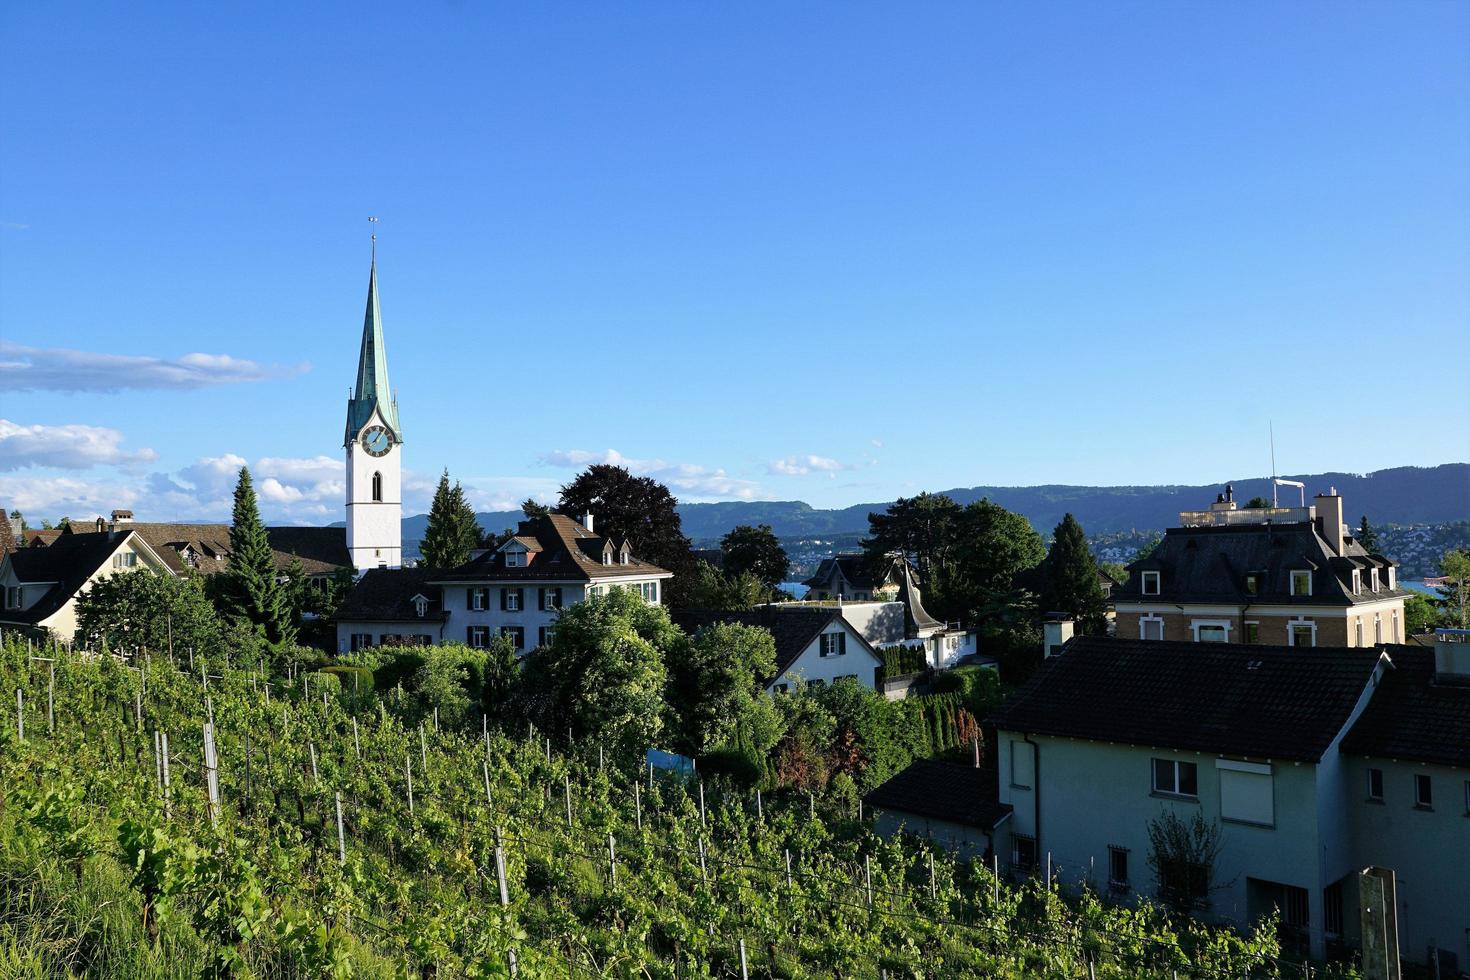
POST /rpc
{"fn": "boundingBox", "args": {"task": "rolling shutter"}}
[1217,760,1273,825]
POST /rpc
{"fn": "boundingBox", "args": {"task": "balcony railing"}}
[1177,507,1313,527]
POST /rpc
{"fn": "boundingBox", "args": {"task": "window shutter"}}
[553,587,562,608]
[466,626,474,644]
[500,588,508,611]
[515,587,525,609]
[467,589,474,610]
[538,588,546,611]
[838,632,847,655]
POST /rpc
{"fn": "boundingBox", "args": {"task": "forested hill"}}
[408,463,1468,545]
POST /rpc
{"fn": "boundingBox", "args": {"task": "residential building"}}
[1113,485,1406,647]
[0,530,173,640]
[336,512,672,655]
[986,634,1469,968]
[863,758,1012,862]
[670,606,884,693]
[334,566,450,650]
[802,554,901,601]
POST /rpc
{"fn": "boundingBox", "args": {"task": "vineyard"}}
[0,637,1353,979]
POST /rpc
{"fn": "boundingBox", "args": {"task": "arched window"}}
[372,471,383,502]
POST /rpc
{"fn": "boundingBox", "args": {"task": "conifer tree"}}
[1358,516,1381,555]
[225,467,296,646]
[420,469,483,568]
[1040,513,1108,634]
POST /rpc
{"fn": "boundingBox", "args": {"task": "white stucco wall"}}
[346,408,402,570]
[30,536,173,643]
[772,623,881,691]
[336,620,445,652]
[873,810,1004,863]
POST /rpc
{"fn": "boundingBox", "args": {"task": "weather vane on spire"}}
[368,215,379,261]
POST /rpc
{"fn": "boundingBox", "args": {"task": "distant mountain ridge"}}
[400,464,1468,551]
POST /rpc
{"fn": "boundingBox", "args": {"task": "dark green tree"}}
[1040,513,1107,634]
[419,470,483,568]
[557,464,697,604]
[935,498,1046,626]
[1357,516,1381,555]
[682,562,772,611]
[516,588,676,757]
[719,524,789,587]
[666,620,782,757]
[223,466,296,646]
[74,569,226,654]
[1403,591,1440,636]
[863,493,961,578]
[1438,548,1470,629]
[1243,496,1271,509]
[520,498,550,519]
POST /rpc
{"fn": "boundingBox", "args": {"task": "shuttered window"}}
[1217,759,1274,826]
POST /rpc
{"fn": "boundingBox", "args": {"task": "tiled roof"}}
[670,606,872,679]
[803,554,893,592]
[2,531,133,625]
[863,759,1011,831]
[24,529,67,548]
[125,523,350,576]
[986,636,1383,763]
[1340,644,1470,769]
[335,567,450,623]
[433,514,669,583]
[1114,522,1407,608]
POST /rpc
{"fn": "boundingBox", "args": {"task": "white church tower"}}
[344,244,403,570]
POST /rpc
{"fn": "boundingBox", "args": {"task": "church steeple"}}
[345,246,402,445]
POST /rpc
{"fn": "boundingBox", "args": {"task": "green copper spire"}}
[344,248,403,445]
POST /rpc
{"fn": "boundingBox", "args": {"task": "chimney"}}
[94,516,107,533]
[110,509,133,525]
[581,512,594,534]
[1042,614,1075,658]
[1434,629,1470,685]
[1313,488,1345,556]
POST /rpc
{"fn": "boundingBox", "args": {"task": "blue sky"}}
[2,2,1467,523]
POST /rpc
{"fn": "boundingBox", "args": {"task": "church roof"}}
[345,254,402,445]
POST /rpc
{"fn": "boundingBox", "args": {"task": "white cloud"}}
[0,341,308,393]
[767,454,858,477]
[0,419,157,471]
[539,448,765,502]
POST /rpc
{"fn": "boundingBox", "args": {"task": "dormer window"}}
[602,543,614,566]
[1369,569,1380,593]
[619,543,631,565]
[1140,571,1161,596]
[505,550,527,568]
[1351,570,1362,595]
[1290,571,1312,597]
[412,594,429,618]
[1387,567,1396,590]
[1244,573,1260,596]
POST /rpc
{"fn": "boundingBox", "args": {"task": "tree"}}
[1243,497,1271,509]
[74,570,226,655]
[557,464,697,603]
[221,467,296,646]
[1134,535,1162,561]
[520,498,550,519]
[683,562,771,611]
[1039,513,1107,634]
[419,470,483,568]
[666,621,781,757]
[1438,548,1470,629]
[863,493,961,578]
[1146,809,1225,917]
[935,498,1046,626]
[1358,516,1381,555]
[720,524,789,587]
[1403,591,1440,636]
[516,588,674,758]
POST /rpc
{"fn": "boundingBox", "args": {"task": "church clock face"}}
[361,425,394,457]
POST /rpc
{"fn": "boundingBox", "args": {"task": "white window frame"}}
[1370,569,1380,594]
[505,550,527,568]
[820,633,843,657]
[114,551,137,569]
[1191,620,1231,643]
[1351,570,1362,595]
[505,589,521,612]
[1354,620,1364,647]
[1151,758,1199,799]
[1290,570,1312,597]
[1388,567,1397,590]
[1141,571,1161,596]
[1391,610,1399,643]
[1373,614,1382,644]
[1366,767,1384,802]
[1140,615,1164,641]
[1287,619,1317,647]
[413,596,428,618]
[468,625,490,649]
[1413,773,1432,809]
[470,588,488,611]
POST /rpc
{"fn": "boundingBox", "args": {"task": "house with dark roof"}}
[1113,486,1407,648]
[118,520,351,583]
[986,633,1469,967]
[334,566,451,650]
[0,530,173,640]
[335,513,673,655]
[802,554,899,601]
[669,606,884,693]
[862,758,1012,861]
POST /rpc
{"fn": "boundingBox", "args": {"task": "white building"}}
[343,247,403,571]
[671,606,884,693]
[0,530,173,640]
[334,513,672,654]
